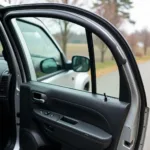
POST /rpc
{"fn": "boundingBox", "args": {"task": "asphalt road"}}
[139,61,150,150]
[97,69,119,98]
[97,61,150,150]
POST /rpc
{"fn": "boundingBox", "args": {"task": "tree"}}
[140,28,150,55]
[47,0,84,54]
[94,0,133,27]
[126,32,138,54]
[93,0,133,61]
[5,0,85,54]
[93,35,107,62]
[57,20,70,54]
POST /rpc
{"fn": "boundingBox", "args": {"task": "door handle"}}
[33,98,45,103]
[32,92,47,104]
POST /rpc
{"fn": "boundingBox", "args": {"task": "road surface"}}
[97,61,150,150]
[139,62,150,150]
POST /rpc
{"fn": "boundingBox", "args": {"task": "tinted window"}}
[16,17,120,97]
[17,19,63,78]
[93,34,120,98]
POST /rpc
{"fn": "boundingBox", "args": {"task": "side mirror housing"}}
[72,56,90,72]
[40,58,58,74]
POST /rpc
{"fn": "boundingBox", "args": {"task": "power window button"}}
[42,110,51,115]
[50,114,54,117]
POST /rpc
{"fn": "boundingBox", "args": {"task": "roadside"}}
[95,55,150,78]
[66,43,150,78]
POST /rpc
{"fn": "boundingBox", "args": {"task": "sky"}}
[123,0,150,33]
[0,0,150,34]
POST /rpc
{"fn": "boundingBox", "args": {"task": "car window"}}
[15,17,119,98]
[44,18,119,97]
[93,34,119,98]
[16,19,63,78]
[15,18,92,92]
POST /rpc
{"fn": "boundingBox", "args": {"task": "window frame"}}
[16,18,67,80]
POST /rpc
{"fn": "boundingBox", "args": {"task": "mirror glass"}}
[72,56,90,72]
[40,58,58,74]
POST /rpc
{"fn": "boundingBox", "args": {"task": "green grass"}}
[0,44,3,54]
[96,60,116,69]
[135,55,150,61]
[36,71,47,78]
[95,55,150,70]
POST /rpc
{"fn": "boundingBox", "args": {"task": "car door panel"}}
[34,109,112,150]
[20,81,130,150]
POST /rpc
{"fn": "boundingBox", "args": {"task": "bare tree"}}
[5,0,85,54]
[126,32,138,54]
[47,0,84,54]
[93,35,107,62]
[140,28,150,55]
[58,20,70,54]
[93,0,133,61]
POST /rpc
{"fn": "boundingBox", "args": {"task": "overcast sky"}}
[0,0,150,33]
[122,0,150,33]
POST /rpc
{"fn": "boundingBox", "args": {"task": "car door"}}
[0,4,149,150]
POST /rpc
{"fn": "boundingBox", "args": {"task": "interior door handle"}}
[33,98,45,103]
[32,92,47,104]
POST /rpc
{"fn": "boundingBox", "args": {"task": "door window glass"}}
[15,17,120,97]
[16,18,92,92]
[93,34,120,98]
[17,19,63,78]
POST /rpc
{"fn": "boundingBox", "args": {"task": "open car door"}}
[0,4,149,150]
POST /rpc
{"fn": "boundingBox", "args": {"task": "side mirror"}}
[40,58,58,74]
[72,56,90,72]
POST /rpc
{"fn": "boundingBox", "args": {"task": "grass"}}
[0,44,3,54]
[95,60,117,77]
[135,55,150,63]
[96,60,116,69]
[67,43,88,51]
[95,55,150,77]
[66,43,150,77]
[96,55,150,70]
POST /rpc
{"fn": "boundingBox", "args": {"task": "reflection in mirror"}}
[40,58,58,74]
[72,56,90,72]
